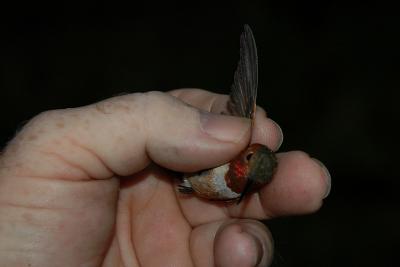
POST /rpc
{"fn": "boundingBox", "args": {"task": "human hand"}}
[0,89,330,267]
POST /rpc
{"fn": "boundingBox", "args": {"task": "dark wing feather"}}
[227,24,258,120]
[229,25,258,204]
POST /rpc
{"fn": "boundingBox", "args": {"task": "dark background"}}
[1,1,398,266]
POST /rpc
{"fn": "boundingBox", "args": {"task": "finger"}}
[178,151,331,225]
[169,88,283,151]
[190,219,273,267]
[230,151,331,218]
[252,107,283,151]
[0,90,252,180]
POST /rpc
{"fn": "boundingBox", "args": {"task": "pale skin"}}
[0,89,331,267]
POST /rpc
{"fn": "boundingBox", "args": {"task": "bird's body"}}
[179,143,277,202]
[179,25,278,203]
[181,163,238,200]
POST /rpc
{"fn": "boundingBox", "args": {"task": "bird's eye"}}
[246,152,254,161]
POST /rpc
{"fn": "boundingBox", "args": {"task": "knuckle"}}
[94,92,146,115]
[29,110,61,126]
[142,90,189,119]
[290,150,311,162]
[143,90,165,100]
[17,110,64,138]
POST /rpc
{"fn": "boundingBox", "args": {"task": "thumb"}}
[145,91,251,172]
[0,90,251,180]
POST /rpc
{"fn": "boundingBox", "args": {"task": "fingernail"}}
[312,158,331,198]
[200,111,251,143]
[271,119,284,150]
[241,221,273,266]
[245,230,264,266]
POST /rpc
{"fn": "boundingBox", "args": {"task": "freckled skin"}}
[56,121,65,128]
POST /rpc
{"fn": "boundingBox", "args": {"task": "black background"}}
[1,1,398,266]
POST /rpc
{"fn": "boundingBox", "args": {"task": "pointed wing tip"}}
[243,24,255,38]
[243,24,252,32]
[227,24,258,119]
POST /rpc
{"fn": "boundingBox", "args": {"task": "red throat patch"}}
[225,159,248,193]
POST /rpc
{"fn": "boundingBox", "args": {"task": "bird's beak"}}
[236,179,254,204]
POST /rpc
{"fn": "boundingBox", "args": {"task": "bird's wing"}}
[227,24,258,121]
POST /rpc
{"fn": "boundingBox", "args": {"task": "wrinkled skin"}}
[0,89,331,267]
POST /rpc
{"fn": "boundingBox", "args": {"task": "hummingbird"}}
[178,25,278,203]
